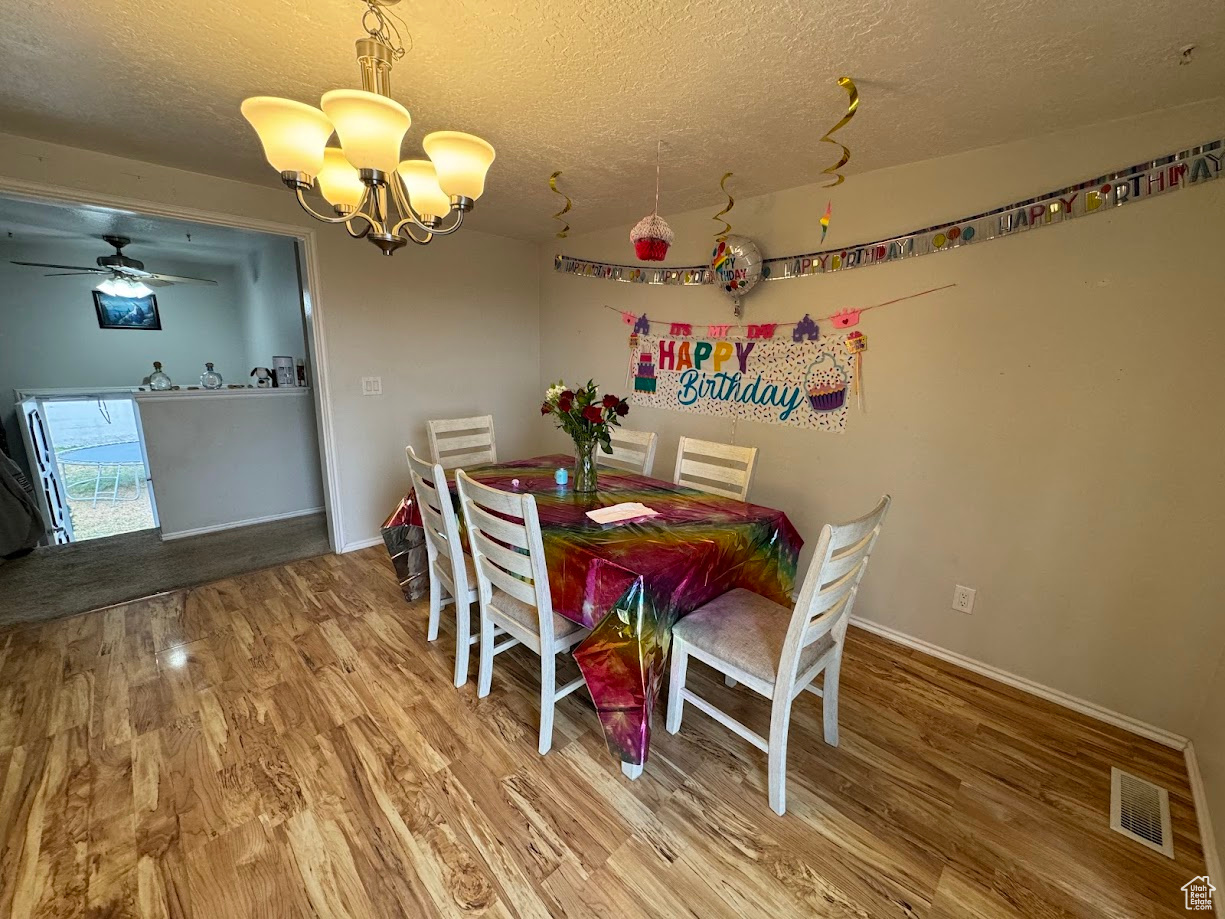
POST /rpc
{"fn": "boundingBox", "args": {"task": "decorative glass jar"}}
[200,362,223,390]
[148,361,172,391]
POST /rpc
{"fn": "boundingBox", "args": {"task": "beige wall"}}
[0,131,541,551]
[1192,646,1225,893]
[538,99,1225,739]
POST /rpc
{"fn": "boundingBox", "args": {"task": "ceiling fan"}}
[11,235,218,297]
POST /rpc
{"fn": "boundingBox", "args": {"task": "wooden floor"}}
[0,548,1205,918]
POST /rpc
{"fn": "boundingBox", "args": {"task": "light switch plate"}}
[953,585,976,614]
[361,376,382,396]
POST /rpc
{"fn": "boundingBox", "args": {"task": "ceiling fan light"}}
[240,97,334,177]
[423,131,495,200]
[318,147,367,209]
[397,159,451,219]
[96,277,152,298]
[320,89,410,174]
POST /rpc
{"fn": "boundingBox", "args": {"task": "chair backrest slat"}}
[471,528,535,580]
[471,533,539,606]
[777,495,891,685]
[428,415,497,470]
[819,543,872,585]
[597,429,659,476]
[673,436,759,501]
[405,445,467,591]
[456,470,558,646]
[805,566,859,618]
[464,500,529,548]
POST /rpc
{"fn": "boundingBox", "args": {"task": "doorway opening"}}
[20,393,158,543]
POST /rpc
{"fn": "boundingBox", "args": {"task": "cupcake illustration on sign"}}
[806,352,850,412]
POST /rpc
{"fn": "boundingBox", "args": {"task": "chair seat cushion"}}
[433,553,478,600]
[672,588,834,685]
[490,589,585,639]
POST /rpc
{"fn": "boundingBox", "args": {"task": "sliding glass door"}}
[18,390,159,544]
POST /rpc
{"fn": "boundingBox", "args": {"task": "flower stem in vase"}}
[573,438,599,493]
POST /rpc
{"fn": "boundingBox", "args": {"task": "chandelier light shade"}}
[397,160,451,219]
[239,0,495,255]
[422,131,496,201]
[317,147,367,209]
[320,89,411,174]
[239,98,333,177]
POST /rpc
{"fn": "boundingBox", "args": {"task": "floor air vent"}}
[1109,767,1173,858]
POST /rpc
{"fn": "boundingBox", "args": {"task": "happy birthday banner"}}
[557,138,1225,286]
[629,333,855,433]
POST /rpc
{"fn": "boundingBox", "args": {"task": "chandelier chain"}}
[361,1,412,59]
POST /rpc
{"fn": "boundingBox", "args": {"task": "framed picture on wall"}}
[93,292,161,330]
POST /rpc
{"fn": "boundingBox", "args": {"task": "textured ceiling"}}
[0,193,283,267]
[0,0,1222,240]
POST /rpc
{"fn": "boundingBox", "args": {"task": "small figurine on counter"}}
[250,367,275,389]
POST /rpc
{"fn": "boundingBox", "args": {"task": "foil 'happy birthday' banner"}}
[554,138,1224,286]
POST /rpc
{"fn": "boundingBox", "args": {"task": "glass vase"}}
[573,438,599,493]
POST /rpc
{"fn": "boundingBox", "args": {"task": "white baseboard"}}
[850,616,1189,750]
[339,535,385,553]
[1185,742,1223,910]
[160,507,325,541]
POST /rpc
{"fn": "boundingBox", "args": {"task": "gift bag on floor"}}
[381,494,427,601]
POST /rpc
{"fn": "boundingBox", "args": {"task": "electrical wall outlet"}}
[952,585,976,614]
[361,376,382,396]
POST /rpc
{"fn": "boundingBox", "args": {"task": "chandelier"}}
[240,0,495,255]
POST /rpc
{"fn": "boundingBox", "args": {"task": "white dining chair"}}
[596,428,659,476]
[405,445,485,687]
[456,470,592,754]
[673,436,759,501]
[427,415,497,470]
[665,495,891,815]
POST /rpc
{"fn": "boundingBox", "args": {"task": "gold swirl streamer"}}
[711,172,734,241]
[819,76,859,188]
[549,171,572,238]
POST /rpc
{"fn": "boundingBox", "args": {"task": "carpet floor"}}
[0,513,331,628]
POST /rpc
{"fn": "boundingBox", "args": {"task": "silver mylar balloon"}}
[710,235,762,317]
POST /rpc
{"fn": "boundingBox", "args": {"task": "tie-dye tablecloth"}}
[395,454,802,768]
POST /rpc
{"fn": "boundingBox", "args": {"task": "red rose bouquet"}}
[540,380,630,492]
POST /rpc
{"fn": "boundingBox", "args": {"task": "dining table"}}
[390,453,803,777]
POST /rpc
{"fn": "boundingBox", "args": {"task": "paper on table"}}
[585,502,660,525]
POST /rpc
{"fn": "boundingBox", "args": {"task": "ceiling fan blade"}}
[44,272,106,277]
[143,272,218,285]
[11,261,106,273]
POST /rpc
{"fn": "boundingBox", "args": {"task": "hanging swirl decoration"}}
[711,172,735,241]
[548,171,572,238]
[819,77,859,188]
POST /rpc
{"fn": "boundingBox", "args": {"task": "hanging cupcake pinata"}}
[630,141,674,262]
[631,214,674,261]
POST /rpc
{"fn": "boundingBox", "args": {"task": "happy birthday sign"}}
[558,138,1225,286]
[629,334,852,432]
